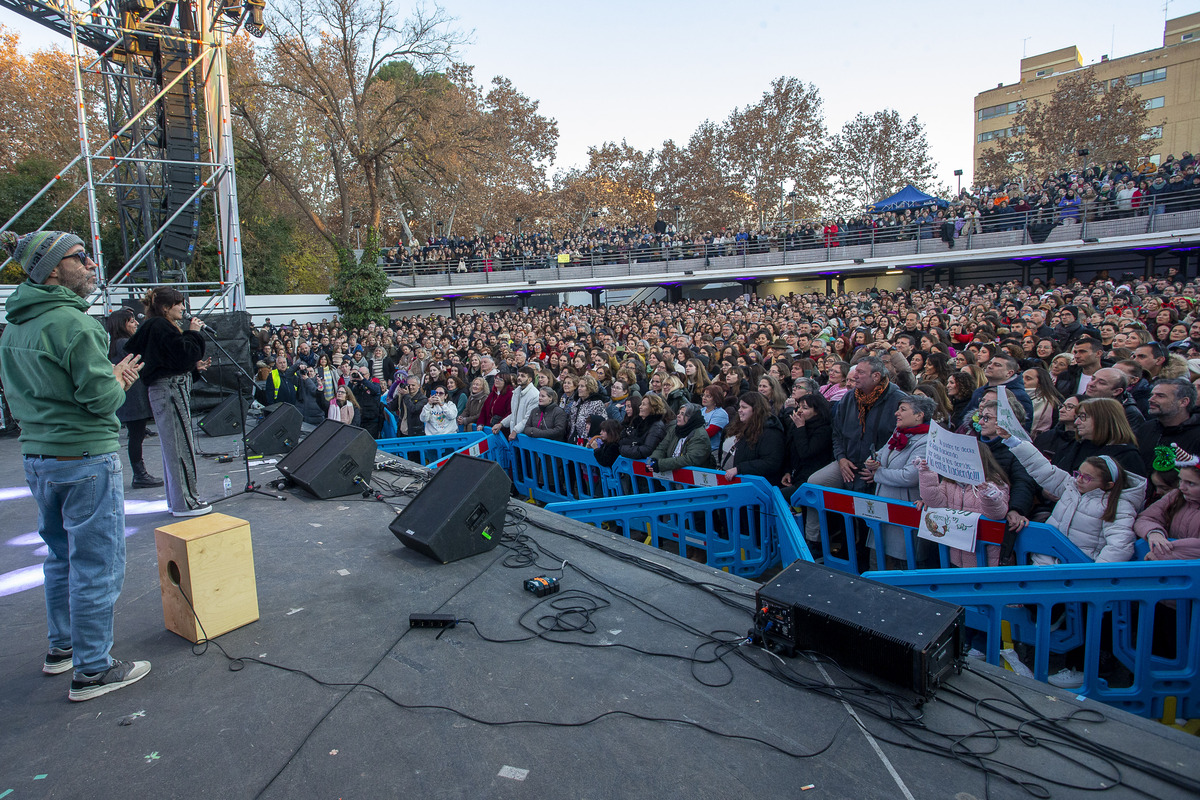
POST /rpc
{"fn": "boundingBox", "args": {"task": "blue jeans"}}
[24,453,126,675]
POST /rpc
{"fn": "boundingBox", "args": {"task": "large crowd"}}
[253,268,1200,687]
[383,154,1200,273]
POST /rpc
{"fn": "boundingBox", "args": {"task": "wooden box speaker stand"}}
[155,512,260,643]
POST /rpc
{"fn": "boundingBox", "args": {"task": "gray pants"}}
[148,375,202,512]
[798,460,847,541]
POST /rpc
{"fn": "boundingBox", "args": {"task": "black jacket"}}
[728,415,786,485]
[1051,437,1145,478]
[1135,412,1200,476]
[980,435,1036,517]
[125,316,205,386]
[619,416,666,459]
[783,416,833,485]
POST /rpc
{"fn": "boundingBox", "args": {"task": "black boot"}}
[132,461,164,489]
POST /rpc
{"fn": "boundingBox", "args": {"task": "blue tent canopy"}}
[868,184,949,213]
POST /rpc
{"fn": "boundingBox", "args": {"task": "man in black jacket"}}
[1084,367,1144,430]
[1135,378,1200,475]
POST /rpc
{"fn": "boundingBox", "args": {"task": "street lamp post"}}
[953,169,964,196]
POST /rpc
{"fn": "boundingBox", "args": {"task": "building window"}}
[1141,126,1164,140]
[1119,67,1167,88]
[1144,96,1165,110]
[1183,32,1194,41]
[1035,69,1051,77]
[977,101,1025,121]
[978,128,1011,143]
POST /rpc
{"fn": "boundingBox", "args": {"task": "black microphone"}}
[183,315,209,330]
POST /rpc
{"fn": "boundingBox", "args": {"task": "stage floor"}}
[1,427,1198,800]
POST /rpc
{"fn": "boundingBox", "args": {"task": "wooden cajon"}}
[155,512,259,642]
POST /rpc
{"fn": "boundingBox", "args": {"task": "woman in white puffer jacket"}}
[1004,438,1146,564]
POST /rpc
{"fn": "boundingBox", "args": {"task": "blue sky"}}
[4,0,1196,188]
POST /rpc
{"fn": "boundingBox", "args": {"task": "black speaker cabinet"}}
[276,419,376,499]
[246,403,302,456]
[198,393,245,437]
[390,454,512,564]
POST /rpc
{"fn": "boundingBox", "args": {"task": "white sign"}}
[926,423,986,485]
[852,495,889,523]
[996,388,1031,441]
[917,508,981,553]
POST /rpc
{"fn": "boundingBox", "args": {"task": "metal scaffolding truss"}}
[0,0,250,314]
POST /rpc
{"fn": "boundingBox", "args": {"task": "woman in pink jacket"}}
[1135,457,1200,560]
[916,448,1011,568]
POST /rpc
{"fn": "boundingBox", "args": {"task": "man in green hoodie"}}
[0,230,151,702]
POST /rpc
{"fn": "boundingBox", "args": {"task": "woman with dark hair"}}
[103,308,162,489]
[1022,366,1064,436]
[720,391,786,485]
[477,374,513,431]
[946,370,978,430]
[923,351,954,384]
[125,287,210,516]
[618,394,668,459]
[914,381,953,427]
[780,392,833,491]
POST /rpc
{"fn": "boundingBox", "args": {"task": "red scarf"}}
[887,424,929,451]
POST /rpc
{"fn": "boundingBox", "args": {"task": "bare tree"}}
[829,110,938,215]
[723,76,827,227]
[976,66,1156,187]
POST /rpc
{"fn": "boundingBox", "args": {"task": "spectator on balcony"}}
[1057,190,1081,224]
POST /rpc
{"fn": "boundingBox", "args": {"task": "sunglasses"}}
[65,251,93,265]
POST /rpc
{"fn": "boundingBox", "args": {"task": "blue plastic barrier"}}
[789,483,1091,574]
[879,562,1200,720]
[376,431,487,466]
[547,479,796,578]
[608,457,741,495]
[509,435,609,505]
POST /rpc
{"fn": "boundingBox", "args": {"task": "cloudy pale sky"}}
[4,0,1196,188]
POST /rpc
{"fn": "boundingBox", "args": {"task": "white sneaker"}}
[1000,648,1034,678]
[966,648,986,661]
[1047,667,1085,688]
[172,503,212,518]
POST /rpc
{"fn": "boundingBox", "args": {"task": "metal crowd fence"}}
[380,194,1200,285]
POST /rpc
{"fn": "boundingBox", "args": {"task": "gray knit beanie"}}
[0,230,86,284]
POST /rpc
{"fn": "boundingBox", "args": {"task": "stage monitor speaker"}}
[245,403,301,456]
[755,560,964,698]
[390,454,511,564]
[276,419,376,499]
[198,393,245,437]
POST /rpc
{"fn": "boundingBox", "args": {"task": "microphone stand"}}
[198,325,287,504]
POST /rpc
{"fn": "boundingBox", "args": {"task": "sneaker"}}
[69,659,151,702]
[172,503,212,518]
[966,648,986,661]
[1000,648,1034,679]
[1047,667,1085,689]
[43,646,73,675]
